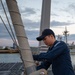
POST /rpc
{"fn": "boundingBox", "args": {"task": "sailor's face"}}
[43,35,53,46]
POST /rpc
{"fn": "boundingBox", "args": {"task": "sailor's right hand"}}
[34,61,39,66]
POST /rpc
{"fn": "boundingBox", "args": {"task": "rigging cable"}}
[0,1,22,60]
[0,0,18,46]
[0,1,28,71]
[0,1,24,63]
[0,1,33,66]
[0,1,37,71]
[0,16,25,65]
[0,15,15,43]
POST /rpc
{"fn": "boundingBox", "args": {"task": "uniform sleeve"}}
[33,42,67,61]
[33,53,46,61]
[37,61,52,70]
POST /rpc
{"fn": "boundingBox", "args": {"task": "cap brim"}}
[36,35,45,41]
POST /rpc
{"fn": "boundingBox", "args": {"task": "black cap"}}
[36,29,55,41]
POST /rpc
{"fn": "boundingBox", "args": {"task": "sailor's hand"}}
[35,61,39,66]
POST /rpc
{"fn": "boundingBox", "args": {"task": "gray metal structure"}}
[39,0,51,52]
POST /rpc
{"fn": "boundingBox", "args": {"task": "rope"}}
[0,0,18,46]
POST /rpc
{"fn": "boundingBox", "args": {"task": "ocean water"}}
[0,53,75,65]
[0,53,22,63]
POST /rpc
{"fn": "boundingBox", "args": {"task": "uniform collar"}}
[49,40,58,50]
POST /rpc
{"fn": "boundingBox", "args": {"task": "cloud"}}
[52,1,59,4]
[69,3,75,11]
[0,2,3,13]
[0,0,75,47]
[0,22,16,40]
[0,38,13,46]
[25,7,36,14]
[68,34,75,41]
[59,3,75,16]
[0,0,8,13]
[20,7,36,16]
[50,20,75,27]
[0,20,75,47]
[23,19,75,31]
[23,18,75,31]
[28,40,38,47]
[51,13,59,17]
[26,30,39,40]
[23,19,40,30]
[0,23,8,38]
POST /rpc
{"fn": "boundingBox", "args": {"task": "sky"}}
[0,0,75,47]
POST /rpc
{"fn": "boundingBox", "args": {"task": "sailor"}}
[33,29,75,75]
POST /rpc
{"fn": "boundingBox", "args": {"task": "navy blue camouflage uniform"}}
[33,40,75,75]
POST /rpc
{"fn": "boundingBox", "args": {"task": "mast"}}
[6,0,36,75]
[39,0,51,52]
[63,26,69,44]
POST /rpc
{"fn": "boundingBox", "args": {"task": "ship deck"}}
[0,63,75,75]
[0,63,24,75]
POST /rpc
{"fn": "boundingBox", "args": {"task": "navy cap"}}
[36,29,55,41]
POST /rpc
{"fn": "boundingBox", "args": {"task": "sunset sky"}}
[0,0,75,47]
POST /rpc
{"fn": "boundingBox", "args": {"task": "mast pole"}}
[39,0,51,52]
[6,0,36,75]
